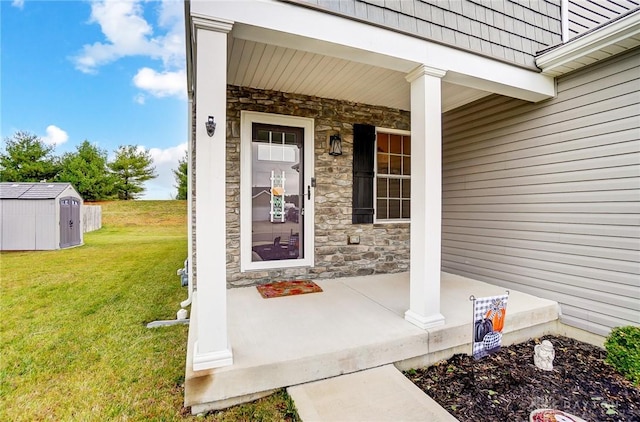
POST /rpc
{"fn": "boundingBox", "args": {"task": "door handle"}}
[307,185,311,200]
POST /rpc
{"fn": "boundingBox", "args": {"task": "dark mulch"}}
[404,335,640,421]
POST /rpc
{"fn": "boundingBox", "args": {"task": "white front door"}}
[240,112,315,271]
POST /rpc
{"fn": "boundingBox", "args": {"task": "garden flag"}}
[470,292,509,360]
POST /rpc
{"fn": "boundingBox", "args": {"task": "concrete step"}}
[287,365,459,421]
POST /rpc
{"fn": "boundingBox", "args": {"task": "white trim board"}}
[537,9,640,76]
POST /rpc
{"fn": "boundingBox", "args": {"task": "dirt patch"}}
[404,336,640,421]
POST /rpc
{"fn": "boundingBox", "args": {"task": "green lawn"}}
[0,200,297,421]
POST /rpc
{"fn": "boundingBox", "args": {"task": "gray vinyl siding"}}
[285,0,562,68]
[441,48,640,336]
[569,0,640,39]
[0,199,58,250]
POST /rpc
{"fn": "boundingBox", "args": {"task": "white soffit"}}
[537,9,640,77]
[227,37,489,112]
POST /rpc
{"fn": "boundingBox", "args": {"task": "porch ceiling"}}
[227,36,490,113]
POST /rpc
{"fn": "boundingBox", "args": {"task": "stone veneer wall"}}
[225,85,411,287]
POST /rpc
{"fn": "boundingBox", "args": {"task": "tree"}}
[56,141,115,201]
[173,151,188,200]
[108,145,157,200]
[0,131,61,182]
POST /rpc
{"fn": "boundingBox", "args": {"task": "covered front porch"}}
[185,0,557,374]
[184,272,559,413]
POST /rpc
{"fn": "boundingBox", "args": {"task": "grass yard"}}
[0,200,296,421]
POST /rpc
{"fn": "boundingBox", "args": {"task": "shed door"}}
[60,197,81,248]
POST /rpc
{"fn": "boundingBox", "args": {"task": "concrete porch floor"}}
[185,272,559,414]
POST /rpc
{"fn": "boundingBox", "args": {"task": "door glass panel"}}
[251,124,304,262]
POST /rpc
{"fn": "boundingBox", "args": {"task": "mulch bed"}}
[404,335,640,421]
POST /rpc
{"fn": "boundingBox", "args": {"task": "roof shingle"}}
[0,182,75,199]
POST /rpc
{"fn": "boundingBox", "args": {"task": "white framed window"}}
[375,128,411,222]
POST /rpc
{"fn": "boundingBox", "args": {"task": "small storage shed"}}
[0,182,83,251]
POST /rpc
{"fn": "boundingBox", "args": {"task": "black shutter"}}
[352,124,375,224]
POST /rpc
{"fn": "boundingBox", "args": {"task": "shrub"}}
[604,325,640,386]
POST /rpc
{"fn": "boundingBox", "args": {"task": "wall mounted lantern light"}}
[329,134,343,156]
[205,116,216,137]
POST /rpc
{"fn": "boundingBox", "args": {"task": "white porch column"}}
[193,17,234,371]
[404,65,446,330]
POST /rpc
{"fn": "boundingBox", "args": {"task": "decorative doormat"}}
[256,280,323,299]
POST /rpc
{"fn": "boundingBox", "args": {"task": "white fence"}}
[83,205,102,233]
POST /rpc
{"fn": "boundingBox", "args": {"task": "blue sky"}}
[1,0,188,199]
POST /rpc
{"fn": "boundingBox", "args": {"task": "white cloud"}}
[42,125,69,146]
[148,142,187,164]
[142,142,188,199]
[73,0,185,74]
[158,0,183,28]
[133,67,186,98]
[134,93,146,104]
[156,0,186,69]
[12,0,25,9]
[73,0,154,73]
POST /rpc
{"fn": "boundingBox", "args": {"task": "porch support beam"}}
[193,17,234,371]
[404,65,446,330]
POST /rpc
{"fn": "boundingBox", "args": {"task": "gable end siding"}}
[441,48,640,336]
[568,0,640,39]
[286,0,562,68]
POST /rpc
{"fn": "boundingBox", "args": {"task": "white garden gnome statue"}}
[534,340,555,371]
